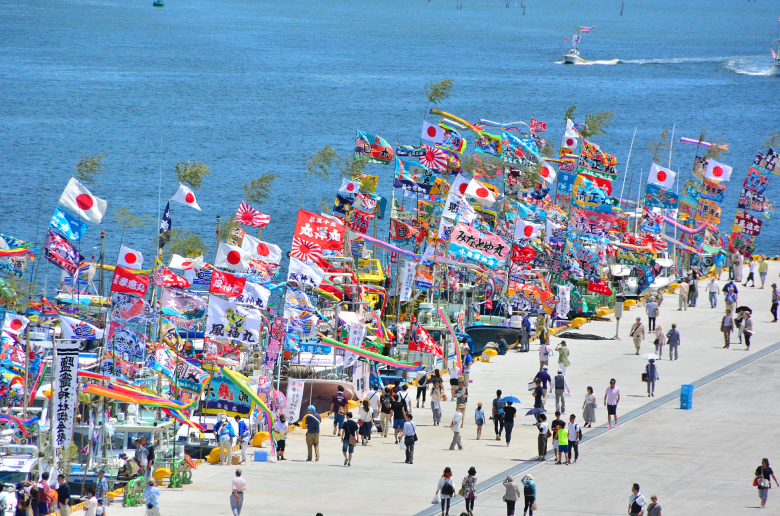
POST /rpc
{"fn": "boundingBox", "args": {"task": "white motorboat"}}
[564,48,585,65]
[563,27,592,64]
[770,47,780,77]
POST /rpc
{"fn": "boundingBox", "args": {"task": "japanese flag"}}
[514,219,541,241]
[339,178,360,195]
[448,173,470,199]
[2,314,29,335]
[58,177,107,224]
[215,242,251,272]
[464,179,496,206]
[648,163,676,188]
[564,118,579,138]
[169,254,204,270]
[171,184,202,210]
[705,159,733,182]
[560,133,578,156]
[539,161,557,184]
[117,245,143,270]
[421,121,445,144]
[241,234,282,264]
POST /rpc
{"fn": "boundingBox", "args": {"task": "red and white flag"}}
[539,162,557,184]
[560,133,578,156]
[171,184,201,210]
[514,219,541,240]
[564,118,579,138]
[2,314,29,335]
[464,178,496,206]
[291,237,324,263]
[235,201,270,228]
[58,177,107,224]
[648,163,676,188]
[155,265,191,288]
[449,174,470,198]
[421,121,445,144]
[241,234,282,264]
[168,254,204,270]
[215,242,251,272]
[530,119,547,133]
[209,268,247,297]
[111,266,150,296]
[338,178,360,195]
[117,245,143,270]
[705,159,733,182]
[409,321,443,357]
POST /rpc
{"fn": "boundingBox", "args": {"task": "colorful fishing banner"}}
[106,322,147,360]
[206,296,262,345]
[438,125,466,154]
[645,183,679,210]
[294,210,344,251]
[502,131,539,167]
[111,293,155,324]
[695,199,721,224]
[203,365,252,417]
[147,343,209,394]
[700,179,725,203]
[572,175,613,213]
[571,209,616,236]
[448,223,510,269]
[44,229,83,275]
[576,140,617,180]
[160,287,207,319]
[50,207,89,242]
[737,188,770,212]
[110,266,150,296]
[557,171,577,196]
[730,232,755,257]
[53,341,79,473]
[732,210,763,237]
[475,132,502,156]
[219,367,277,453]
[354,130,393,165]
[641,207,663,234]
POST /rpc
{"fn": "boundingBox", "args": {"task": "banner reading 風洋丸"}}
[53,341,80,474]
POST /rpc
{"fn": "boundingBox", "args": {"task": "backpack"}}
[381,395,392,410]
[524,482,534,496]
[554,375,564,389]
[441,481,454,496]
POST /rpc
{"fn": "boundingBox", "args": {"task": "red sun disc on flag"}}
[76,194,94,210]
[524,225,533,237]
[124,253,137,264]
[540,168,550,178]
[566,138,575,147]
[657,171,667,182]
[420,145,447,170]
[235,201,270,228]
[476,187,490,198]
[227,250,242,265]
[256,243,269,256]
[185,192,196,203]
[346,183,355,192]
[713,166,723,177]
[291,237,323,263]
[9,319,22,331]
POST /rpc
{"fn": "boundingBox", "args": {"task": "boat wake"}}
[555,55,770,71]
[724,59,772,76]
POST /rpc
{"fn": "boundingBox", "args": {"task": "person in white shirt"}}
[448,404,465,450]
[402,415,417,464]
[272,415,288,461]
[84,487,98,516]
[448,363,459,400]
[415,369,428,408]
[230,469,247,516]
[744,257,757,287]
[366,385,381,419]
[629,483,647,516]
[567,414,581,463]
[707,278,719,308]
[536,414,549,461]
[399,384,413,414]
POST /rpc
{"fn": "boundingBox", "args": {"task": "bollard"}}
[680,384,693,410]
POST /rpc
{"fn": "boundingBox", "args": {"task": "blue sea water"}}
[1,0,779,286]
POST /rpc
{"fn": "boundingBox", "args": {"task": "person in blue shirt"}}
[521,314,532,352]
[304,406,321,462]
[521,474,537,516]
[143,480,160,516]
[217,414,235,465]
[235,415,250,465]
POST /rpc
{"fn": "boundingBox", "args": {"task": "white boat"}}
[770,44,780,77]
[563,27,591,64]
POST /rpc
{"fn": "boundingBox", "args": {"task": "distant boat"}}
[771,34,780,77]
[153,0,164,6]
[563,26,593,64]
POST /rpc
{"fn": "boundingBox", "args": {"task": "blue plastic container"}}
[680,384,693,410]
[254,450,268,462]
[681,384,694,395]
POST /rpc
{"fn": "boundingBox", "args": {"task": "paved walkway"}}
[102,271,779,516]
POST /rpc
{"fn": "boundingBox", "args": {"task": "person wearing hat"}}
[502,475,522,516]
[771,283,779,322]
[143,480,160,516]
[448,404,465,450]
[461,467,477,515]
[645,359,659,397]
[95,469,109,509]
[304,405,321,462]
[273,415,288,461]
[55,475,70,516]
[230,469,246,516]
[217,414,235,465]
[521,474,537,516]
[629,317,645,355]
[555,341,570,376]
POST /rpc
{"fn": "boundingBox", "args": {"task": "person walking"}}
[759,256,768,288]
[449,404,465,450]
[502,476,522,516]
[95,470,109,509]
[462,347,474,386]
[416,367,428,408]
[604,379,621,428]
[629,484,646,516]
[553,369,571,413]
[402,414,417,464]
[707,277,719,308]
[521,314,532,352]
[653,324,665,359]
[461,467,477,516]
[743,311,753,350]
[689,271,700,307]
[645,298,658,331]
[379,387,393,436]
[503,401,517,446]
[273,415,288,461]
[340,412,359,466]
[399,384,413,415]
[536,414,549,461]
[531,378,544,423]
[647,495,662,516]
[474,402,485,440]
[538,341,550,371]
[330,385,349,435]
[629,317,645,355]
[435,467,455,516]
[358,400,372,445]
[772,283,780,322]
[304,405,321,462]
[521,474,537,516]
[645,359,659,397]
[37,473,51,516]
[567,414,581,463]
[454,380,469,412]
[550,411,565,463]
[533,366,552,406]
[448,363,459,400]
[723,281,739,314]
[56,475,70,516]
[745,257,757,287]
[143,480,159,516]
[367,384,381,421]
[430,383,443,426]
[721,310,734,349]
[678,281,689,311]
[582,386,596,428]
[555,341,570,376]
[665,323,680,361]
[756,458,779,508]
[235,415,250,464]
[391,393,407,444]
[492,390,506,440]
[217,415,235,465]
[230,469,246,516]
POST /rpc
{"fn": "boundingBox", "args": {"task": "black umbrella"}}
[525,408,546,416]
[736,305,752,314]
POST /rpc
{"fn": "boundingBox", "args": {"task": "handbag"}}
[349,437,357,446]
[532,502,538,510]
[641,372,649,382]
[399,440,406,451]
[528,381,536,391]
[759,478,771,488]
[431,494,439,505]
[458,488,464,496]
[753,478,759,487]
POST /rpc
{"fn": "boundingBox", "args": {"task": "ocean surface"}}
[2,0,780,288]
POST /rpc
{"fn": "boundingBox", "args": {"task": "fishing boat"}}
[563,26,591,64]
[153,0,164,6]
[771,42,780,77]
[465,316,523,357]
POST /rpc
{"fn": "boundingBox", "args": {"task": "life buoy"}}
[184,454,197,470]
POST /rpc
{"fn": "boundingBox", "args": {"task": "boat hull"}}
[464,325,523,356]
[563,54,584,64]
[770,64,780,77]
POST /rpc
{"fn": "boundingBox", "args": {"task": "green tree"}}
[162,229,209,262]
[243,173,280,205]
[300,146,339,207]
[761,132,780,153]
[0,276,35,310]
[563,105,577,122]
[218,216,237,243]
[319,199,332,214]
[341,155,369,179]
[424,78,455,108]
[647,128,671,164]
[75,153,106,185]
[561,105,615,139]
[174,161,212,189]
[112,206,153,245]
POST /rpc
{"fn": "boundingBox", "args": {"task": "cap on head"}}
[543,365,548,370]
[524,474,533,481]
[97,469,106,474]
[148,480,155,486]
[307,405,316,411]
[468,467,477,475]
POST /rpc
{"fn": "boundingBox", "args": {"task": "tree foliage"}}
[563,105,577,122]
[647,128,672,164]
[424,78,455,107]
[163,229,209,262]
[300,146,339,207]
[561,105,615,139]
[243,173,280,205]
[75,153,106,185]
[113,206,153,245]
[174,161,212,190]
[761,132,780,153]
[218,216,237,243]
[341,155,369,179]
[0,276,36,310]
